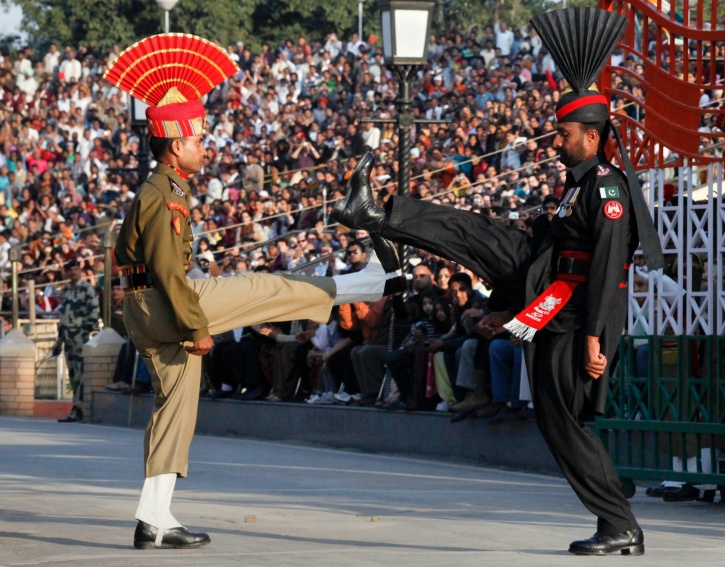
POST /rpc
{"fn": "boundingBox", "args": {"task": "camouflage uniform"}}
[58,280,100,403]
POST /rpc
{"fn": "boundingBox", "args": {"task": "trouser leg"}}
[327,343,358,394]
[383,195,530,291]
[510,345,524,404]
[489,338,514,403]
[194,273,336,334]
[352,345,388,397]
[208,340,235,390]
[65,333,86,404]
[532,329,638,535]
[386,349,414,402]
[455,338,479,391]
[224,339,260,390]
[433,352,456,405]
[138,340,201,478]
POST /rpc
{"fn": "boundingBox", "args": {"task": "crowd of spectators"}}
[0,13,722,421]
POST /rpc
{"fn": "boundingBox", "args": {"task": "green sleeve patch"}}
[599,186,620,199]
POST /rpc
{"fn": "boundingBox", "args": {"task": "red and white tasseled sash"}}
[504,250,591,341]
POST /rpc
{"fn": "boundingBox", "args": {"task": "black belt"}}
[553,253,631,284]
[554,255,591,277]
[121,272,155,292]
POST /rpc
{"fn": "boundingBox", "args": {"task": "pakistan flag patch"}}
[599,186,620,199]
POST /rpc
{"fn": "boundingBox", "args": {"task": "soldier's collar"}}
[162,162,190,180]
[568,153,602,183]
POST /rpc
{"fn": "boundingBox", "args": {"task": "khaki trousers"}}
[124,273,335,478]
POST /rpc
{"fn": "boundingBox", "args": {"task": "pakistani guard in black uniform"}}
[331,8,664,556]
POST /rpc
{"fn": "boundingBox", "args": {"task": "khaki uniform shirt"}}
[115,164,210,341]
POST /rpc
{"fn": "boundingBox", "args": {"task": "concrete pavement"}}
[0,416,723,566]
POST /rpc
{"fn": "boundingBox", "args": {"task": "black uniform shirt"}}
[547,153,638,337]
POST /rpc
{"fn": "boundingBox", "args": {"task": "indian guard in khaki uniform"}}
[104,34,406,550]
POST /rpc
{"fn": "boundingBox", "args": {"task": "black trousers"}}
[382,196,637,535]
[209,338,264,391]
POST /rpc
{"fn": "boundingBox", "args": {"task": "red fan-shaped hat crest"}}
[103,33,239,106]
[104,34,238,138]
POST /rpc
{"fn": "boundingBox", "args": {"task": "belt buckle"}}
[556,256,576,274]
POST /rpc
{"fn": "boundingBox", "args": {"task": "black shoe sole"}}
[569,544,645,556]
[134,538,211,550]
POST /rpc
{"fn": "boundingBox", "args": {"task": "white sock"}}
[135,473,183,545]
[332,251,386,305]
[697,448,719,490]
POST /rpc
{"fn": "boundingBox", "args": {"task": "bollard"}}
[80,328,126,422]
[0,328,36,416]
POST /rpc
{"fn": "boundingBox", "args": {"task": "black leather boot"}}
[58,405,83,423]
[331,152,388,233]
[133,520,210,550]
[568,527,644,556]
[369,233,407,296]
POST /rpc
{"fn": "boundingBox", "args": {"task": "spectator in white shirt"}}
[44,43,61,76]
[324,33,344,59]
[346,33,366,57]
[494,7,514,57]
[361,121,381,150]
[59,51,82,83]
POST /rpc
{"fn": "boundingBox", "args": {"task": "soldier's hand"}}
[186,335,214,356]
[478,310,513,337]
[584,335,607,379]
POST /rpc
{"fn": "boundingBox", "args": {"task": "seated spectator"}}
[348,295,394,405]
[385,290,446,409]
[479,333,532,423]
[205,326,269,400]
[266,320,319,402]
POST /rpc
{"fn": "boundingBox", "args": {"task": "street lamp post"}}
[102,231,116,329]
[9,246,20,329]
[372,0,442,274]
[129,96,150,181]
[376,0,439,198]
[156,0,179,34]
[358,0,366,42]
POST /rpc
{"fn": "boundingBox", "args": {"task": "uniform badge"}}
[599,186,620,199]
[167,201,189,217]
[597,165,610,177]
[558,186,580,218]
[603,201,624,220]
[172,217,182,235]
[171,182,185,198]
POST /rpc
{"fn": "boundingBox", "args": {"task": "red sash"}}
[504,250,591,341]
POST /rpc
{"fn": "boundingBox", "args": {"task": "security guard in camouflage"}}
[56,259,100,422]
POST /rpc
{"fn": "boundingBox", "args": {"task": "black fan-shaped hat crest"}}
[530,8,627,95]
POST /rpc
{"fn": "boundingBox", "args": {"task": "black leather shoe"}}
[645,483,674,498]
[133,520,210,550]
[662,483,706,502]
[206,389,233,399]
[369,233,407,296]
[331,152,387,233]
[450,410,474,423]
[58,406,83,423]
[233,386,264,401]
[569,527,644,556]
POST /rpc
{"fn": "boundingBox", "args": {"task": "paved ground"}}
[0,416,723,567]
